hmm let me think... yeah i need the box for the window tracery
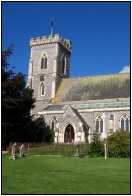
[95,115,103,133]
[120,114,129,131]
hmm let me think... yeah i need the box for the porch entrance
[64,124,74,143]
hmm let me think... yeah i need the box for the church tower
[27,34,72,115]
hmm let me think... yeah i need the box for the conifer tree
[89,130,103,157]
[2,45,35,148]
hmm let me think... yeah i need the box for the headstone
[74,143,80,157]
[11,143,17,160]
[20,144,26,157]
[104,141,108,159]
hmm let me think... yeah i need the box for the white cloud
[119,66,130,73]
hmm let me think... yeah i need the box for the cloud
[119,66,130,73]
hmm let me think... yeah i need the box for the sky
[2,1,130,81]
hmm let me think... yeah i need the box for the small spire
[50,18,55,36]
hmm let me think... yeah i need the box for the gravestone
[20,144,26,157]
[104,141,109,159]
[11,143,17,160]
[74,143,80,157]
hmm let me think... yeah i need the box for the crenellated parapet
[30,34,72,52]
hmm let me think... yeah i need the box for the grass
[2,153,130,194]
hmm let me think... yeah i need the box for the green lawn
[2,154,130,194]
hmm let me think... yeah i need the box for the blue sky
[2,2,130,80]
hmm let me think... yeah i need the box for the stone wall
[42,108,130,143]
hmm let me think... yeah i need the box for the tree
[31,116,50,142]
[88,130,103,157]
[28,116,54,143]
[45,130,55,143]
[2,45,35,148]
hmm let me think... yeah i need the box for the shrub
[107,130,130,158]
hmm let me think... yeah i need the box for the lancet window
[41,54,47,69]
[95,115,103,133]
[50,117,58,131]
[40,83,45,96]
[62,55,66,74]
[120,114,129,131]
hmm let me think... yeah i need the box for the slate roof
[51,73,130,103]
[45,99,130,111]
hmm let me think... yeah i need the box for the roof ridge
[50,98,130,105]
[69,72,130,80]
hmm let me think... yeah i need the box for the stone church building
[27,34,130,144]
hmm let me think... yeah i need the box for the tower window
[62,55,66,74]
[40,75,44,81]
[41,55,47,69]
[40,83,45,96]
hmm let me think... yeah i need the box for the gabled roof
[70,106,89,128]
[59,105,88,128]
[51,73,130,103]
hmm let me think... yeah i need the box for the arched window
[95,115,103,133]
[120,114,129,131]
[40,83,45,96]
[41,54,47,69]
[50,117,58,131]
[62,55,66,74]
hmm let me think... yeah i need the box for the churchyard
[2,152,130,194]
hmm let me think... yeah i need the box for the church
[27,33,130,144]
